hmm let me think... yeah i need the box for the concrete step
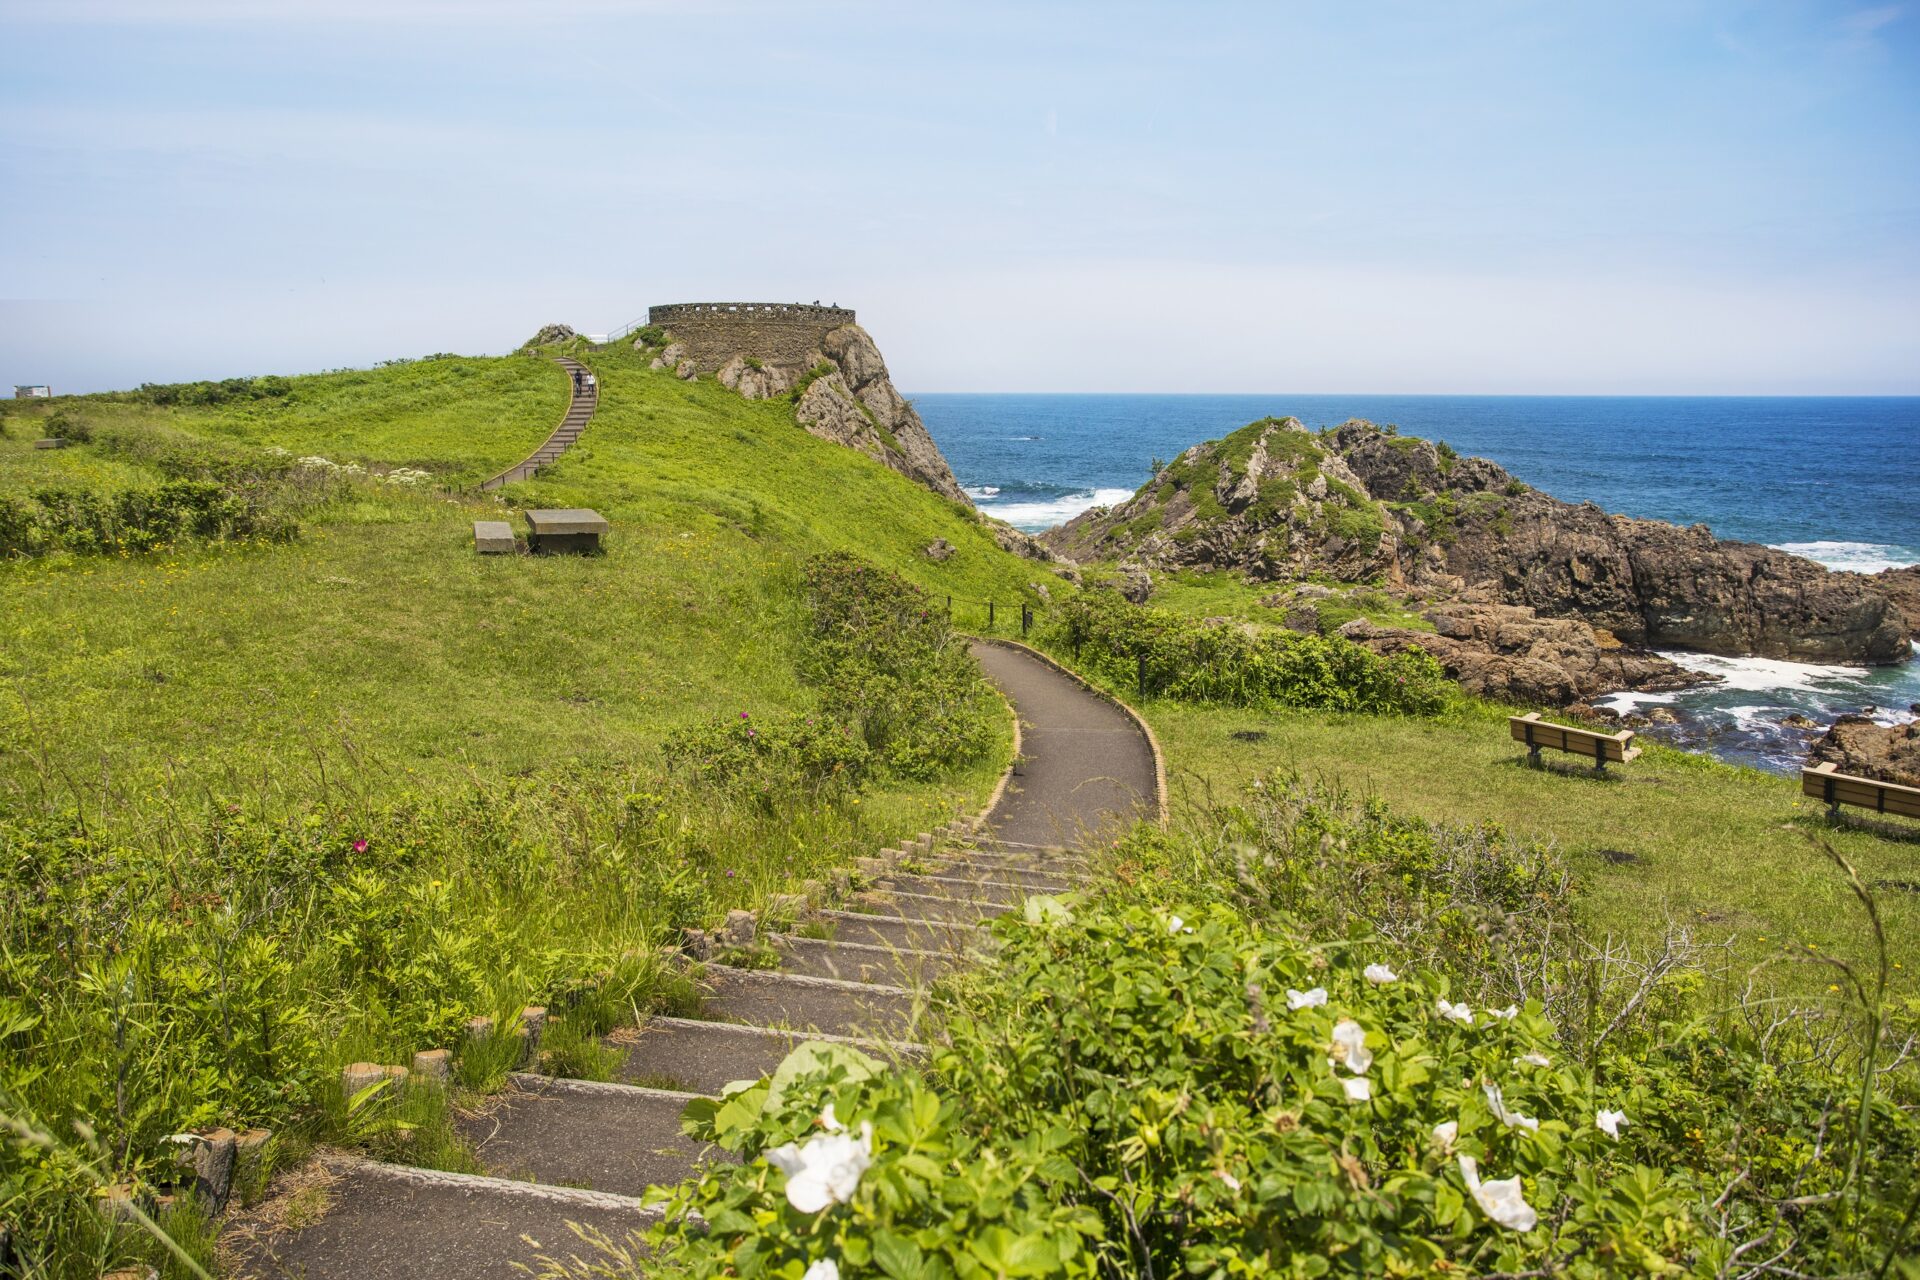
[221,1153,664,1280]
[814,907,992,954]
[917,857,1091,888]
[851,889,1005,924]
[943,843,1089,868]
[609,1016,919,1094]
[772,932,956,984]
[699,966,920,1040]
[456,1075,725,1196]
[873,873,1047,906]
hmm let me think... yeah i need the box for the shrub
[662,711,871,807]
[1050,591,1451,715]
[799,552,1002,779]
[0,480,299,557]
[134,375,292,408]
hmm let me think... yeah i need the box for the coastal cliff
[639,311,967,504]
[1045,417,1908,671]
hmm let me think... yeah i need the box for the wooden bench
[1509,712,1641,775]
[523,508,609,555]
[1801,761,1920,821]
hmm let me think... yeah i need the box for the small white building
[15,385,51,398]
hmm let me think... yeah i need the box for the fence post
[1021,604,1031,637]
[988,600,995,629]
[1137,653,1147,697]
[946,594,952,617]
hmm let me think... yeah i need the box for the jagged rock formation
[639,305,967,503]
[1867,565,1920,641]
[1048,418,1395,581]
[1338,602,1702,708]
[523,323,577,347]
[1046,417,1909,667]
[1809,715,1920,788]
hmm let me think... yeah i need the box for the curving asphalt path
[970,640,1159,846]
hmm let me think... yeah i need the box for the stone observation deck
[647,301,857,373]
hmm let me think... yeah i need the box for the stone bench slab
[524,508,610,536]
[473,520,516,555]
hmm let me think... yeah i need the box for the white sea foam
[1771,541,1919,574]
[965,485,1001,498]
[979,487,1137,532]
[1592,690,1677,715]
[1655,649,1874,695]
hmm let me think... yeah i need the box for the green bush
[663,711,872,807]
[135,375,292,408]
[1050,591,1451,715]
[0,480,300,557]
[799,552,1002,780]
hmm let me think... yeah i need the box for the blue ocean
[913,394,1920,774]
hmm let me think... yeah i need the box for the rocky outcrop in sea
[1808,715,1920,788]
[1045,417,1909,676]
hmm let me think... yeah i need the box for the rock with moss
[1047,417,1391,582]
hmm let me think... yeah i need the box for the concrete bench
[524,508,609,555]
[1802,761,1920,821]
[473,520,516,555]
[1510,712,1641,775]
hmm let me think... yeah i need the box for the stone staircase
[478,356,597,491]
[225,830,1096,1280]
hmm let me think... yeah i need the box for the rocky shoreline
[1045,417,1912,719]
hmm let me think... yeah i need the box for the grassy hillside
[0,345,1050,811]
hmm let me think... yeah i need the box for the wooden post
[1021,604,1031,637]
[988,600,995,628]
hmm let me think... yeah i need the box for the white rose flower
[1330,1019,1373,1074]
[1168,915,1184,934]
[1596,1108,1629,1139]
[1486,1005,1520,1021]
[1482,1083,1539,1133]
[1431,1120,1458,1148]
[1519,1052,1552,1068]
[803,1261,840,1280]
[1458,1154,1538,1232]
[1342,1075,1372,1102]
[1436,998,1474,1026]
[1363,963,1399,984]
[764,1121,874,1213]
[1286,987,1328,1010]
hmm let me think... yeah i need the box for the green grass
[1146,698,1920,987]
[1,353,570,488]
[0,343,1039,816]
[1148,568,1434,632]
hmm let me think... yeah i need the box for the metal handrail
[604,316,652,345]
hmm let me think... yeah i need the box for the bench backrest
[1508,713,1635,762]
[1801,762,1920,820]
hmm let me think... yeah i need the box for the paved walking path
[478,356,596,491]
[970,639,1161,846]
[222,642,1157,1279]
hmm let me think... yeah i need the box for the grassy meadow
[0,341,1050,1275]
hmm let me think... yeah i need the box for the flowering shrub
[1050,591,1452,715]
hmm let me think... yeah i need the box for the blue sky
[3,1,1916,394]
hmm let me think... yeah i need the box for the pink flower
[740,711,750,720]
[352,839,368,854]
